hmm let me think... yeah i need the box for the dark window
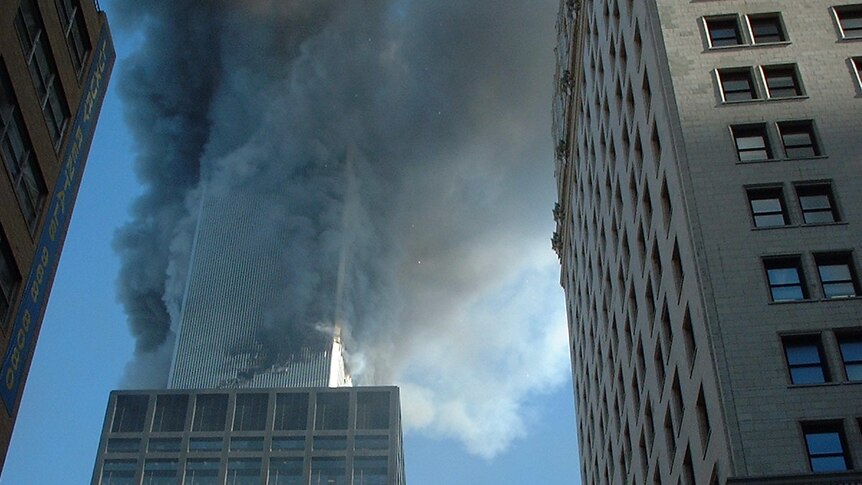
[803,423,852,472]
[310,457,346,485]
[14,0,70,147]
[356,392,390,430]
[696,387,711,451]
[313,436,347,451]
[187,437,222,452]
[142,459,178,485]
[853,57,862,88]
[705,17,743,47]
[763,65,804,98]
[747,187,789,227]
[783,336,830,384]
[0,231,20,327]
[54,0,91,75]
[271,436,306,451]
[731,124,772,161]
[233,393,268,431]
[226,458,261,485]
[749,14,787,43]
[230,437,263,451]
[354,457,388,485]
[147,438,180,453]
[106,438,140,453]
[718,68,758,101]
[835,5,862,39]
[815,253,859,299]
[0,61,46,230]
[765,257,807,301]
[778,121,820,158]
[100,460,136,485]
[151,394,187,432]
[192,394,228,432]
[269,458,303,485]
[315,393,349,430]
[355,435,389,450]
[111,395,148,433]
[838,334,862,381]
[274,393,308,431]
[797,184,840,224]
[184,459,219,484]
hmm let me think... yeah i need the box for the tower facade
[0,0,112,469]
[554,0,862,483]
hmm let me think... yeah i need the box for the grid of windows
[705,13,788,48]
[54,0,91,75]
[765,257,807,301]
[815,253,859,299]
[834,5,862,39]
[783,336,830,384]
[802,423,852,472]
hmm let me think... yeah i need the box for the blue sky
[1,2,580,483]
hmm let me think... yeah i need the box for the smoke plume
[113,0,567,456]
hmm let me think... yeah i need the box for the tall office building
[91,387,406,485]
[553,0,862,483]
[0,0,112,470]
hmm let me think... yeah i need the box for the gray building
[91,387,405,485]
[553,0,862,483]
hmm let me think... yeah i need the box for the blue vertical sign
[0,25,115,415]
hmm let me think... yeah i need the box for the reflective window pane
[185,459,220,485]
[230,437,264,451]
[353,457,388,485]
[274,393,309,431]
[839,336,862,381]
[310,457,346,485]
[142,459,178,485]
[152,394,188,432]
[356,392,390,430]
[100,459,136,485]
[112,395,149,433]
[314,393,348,430]
[189,438,223,452]
[193,395,228,432]
[226,459,261,485]
[148,438,181,453]
[268,458,303,485]
[355,435,389,451]
[106,438,140,453]
[271,436,306,451]
[234,394,268,431]
[313,436,347,451]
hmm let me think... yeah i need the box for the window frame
[764,256,808,302]
[833,4,862,40]
[761,64,805,99]
[802,422,853,472]
[746,186,789,228]
[746,13,789,44]
[837,332,862,381]
[795,183,840,225]
[852,57,862,91]
[53,0,91,77]
[814,252,859,299]
[777,120,821,159]
[717,67,760,102]
[782,335,831,385]
[731,124,773,162]
[0,230,20,329]
[704,16,744,48]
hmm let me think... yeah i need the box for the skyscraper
[553,0,862,483]
[0,0,112,470]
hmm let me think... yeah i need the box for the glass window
[731,124,772,161]
[853,57,862,89]
[226,459,261,485]
[0,61,46,231]
[147,438,181,453]
[314,393,348,431]
[233,394,268,431]
[99,459,136,485]
[838,334,862,381]
[313,436,347,451]
[815,253,859,299]
[54,0,91,75]
[230,437,264,451]
[783,336,830,384]
[268,458,303,485]
[353,457,388,485]
[274,393,308,431]
[763,65,804,98]
[141,459,177,485]
[0,230,18,327]
[748,14,787,44]
[112,395,149,433]
[193,394,228,432]
[188,438,223,452]
[271,436,306,451]
[355,435,389,451]
[796,184,839,224]
[310,457,346,485]
[746,187,788,227]
[764,257,807,301]
[106,438,140,453]
[718,68,758,101]
[705,17,742,47]
[152,394,188,432]
[184,459,220,485]
[803,423,851,472]
[778,120,820,158]
[835,5,862,39]
[356,392,390,430]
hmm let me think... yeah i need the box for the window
[762,65,804,98]
[188,438,222,452]
[747,187,788,227]
[696,387,711,451]
[100,460,136,485]
[141,459,178,485]
[731,124,772,161]
[749,14,787,43]
[838,334,862,381]
[355,435,389,451]
[151,394,187,432]
[230,437,264,451]
[269,458,303,485]
[111,395,148,433]
[106,438,140,453]
[147,438,180,453]
[310,457,346,485]
[765,257,807,301]
[233,393,268,431]
[783,335,830,384]
[313,436,347,451]
[356,392,390,430]
[226,459,261,485]
[192,394,228,432]
[796,184,840,224]
[778,120,820,158]
[815,253,858,298]
[718,68,758,101]
[14,0,70,147]
[803,423,852,472]
[853,57,862,89]
[271,436,306,451]
[835,5,862,39]
[184,459,219,485]
[0,61,46,230]
[54,0,91,75]
[705,17,743,47]
[314,393,349,431]
[0,231,20,327]
[274,393,308,431]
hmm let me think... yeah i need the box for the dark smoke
[113,0,565,456]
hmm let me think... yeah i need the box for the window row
[783,330,862,385]
[111,392,391,434]
[100,455,389,485]
[731,120,821,162]
[747,182,841,228]
[765,253,860,302]
[802,420,860,473]
[717,64,804,102]
[106,434,390,455]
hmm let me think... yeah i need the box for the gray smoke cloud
[112,0,568,456]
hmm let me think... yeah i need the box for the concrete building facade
[0,0,112,469]
[553,0,862,483]
[91,387,405,485]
